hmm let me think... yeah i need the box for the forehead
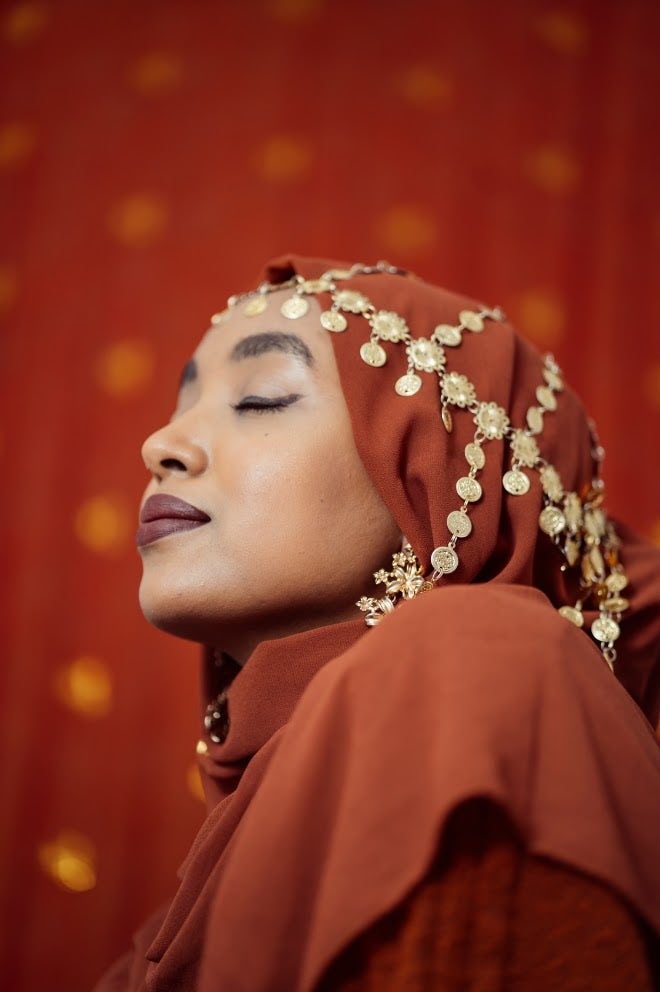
[194,288,334,370]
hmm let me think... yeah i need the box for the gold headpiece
[220,262,628,671]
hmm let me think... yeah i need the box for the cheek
[230,424,390,561]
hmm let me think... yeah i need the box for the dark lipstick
[136,494,210,548]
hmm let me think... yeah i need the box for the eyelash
[233,393,302,414]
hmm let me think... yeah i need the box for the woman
[97,256,660,991]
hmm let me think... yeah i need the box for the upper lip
[140,494,210,524]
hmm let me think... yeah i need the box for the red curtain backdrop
[1,1,659,989]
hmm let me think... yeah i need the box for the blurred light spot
[38,831,97,893]
[107,193,169,245]
[375,204,437,255]
[3,2,48,43]
[53,655,113,718]
[397,66,453,107]
[512,290,566,347]
[0,122,36,168]
[95,339,154,398]
[128,52,183,94]
[0,264,18,315]
[642,363,660,410]
[255,136,313,182]
[187,762,206,802]
[267,0,323,19]
[534,10,589,55]
[524,145,580,194]
[74,494,131,554]
[195,738,208,755]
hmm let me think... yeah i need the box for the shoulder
[299,581,647,753]
[342,582,597,687]
[380,582,560,641]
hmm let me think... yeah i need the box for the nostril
[160,457,187,471]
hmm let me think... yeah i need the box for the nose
[141,419,208,481]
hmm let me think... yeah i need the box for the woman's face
[138,290,401,661]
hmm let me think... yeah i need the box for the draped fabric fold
[195,584,660,992]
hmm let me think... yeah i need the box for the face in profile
[138,290,401,661]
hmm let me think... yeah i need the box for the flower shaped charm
[474,401,510,439]
[334,289,370,313]
[442,371,476,408]
[370,310,409,342]
[386,562,428,600]
[406,338,445,373]
[510,429,540,467]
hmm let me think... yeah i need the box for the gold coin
[280,296,309,319]
[536,385,557,411]
[441,406,453,432]
[591,616,620,643]
[543,367,563,391]
[395,373,422,396]
[526,406,544,434]
[456,476,482,502]
[564,536,580,566]
[584,508,606,538]
[558,605,584,627]
[359,341,387,367]
[589,545,605,577]
[540,465,563,501]
[464,443,485,469]
[581,555,597,584]
[502,469,531,495]
[539,505,565,536]
[243,296,267,317]
[431,545,459,574]
[563,492,582,532]
[605,572,628,593]
[447,510,472,538]
[300,278,332,294]
[433,323,462,346]
[602,596,629,613]
[320,310,348,332]
[459,309,484,332]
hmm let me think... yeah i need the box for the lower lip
[136,518,209,549]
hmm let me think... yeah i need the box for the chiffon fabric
[95,257,660,991]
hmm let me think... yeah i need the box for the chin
[138,576,211,643]
[140,606,223,644]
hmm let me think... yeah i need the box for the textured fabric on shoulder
[197,584,660,992]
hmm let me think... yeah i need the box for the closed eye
[233,393,303,414]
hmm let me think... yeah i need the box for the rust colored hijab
[261,256,660,723]
[100,257,660,992]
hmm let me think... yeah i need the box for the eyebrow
[178,331,315,390]
[230,332,315,368]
